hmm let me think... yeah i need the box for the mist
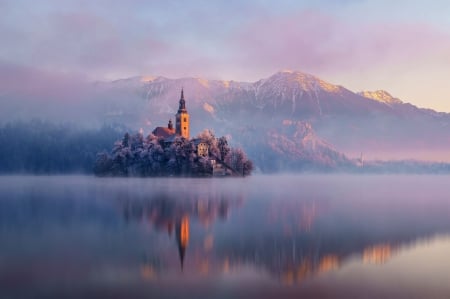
[0,63,150,128]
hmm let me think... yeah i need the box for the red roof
[152,127,175,138]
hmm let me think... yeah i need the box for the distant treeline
[0,121,125,174]
[358,160,450,174]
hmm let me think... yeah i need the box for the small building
[192,138,209,157]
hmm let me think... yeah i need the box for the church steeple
[175,88,190,139]
[178,88,186,112]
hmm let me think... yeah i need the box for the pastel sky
[1,0,450,112]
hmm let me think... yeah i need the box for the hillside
[94,70,450,164]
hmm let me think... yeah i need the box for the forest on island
[94,129,253,177]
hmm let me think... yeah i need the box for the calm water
[1,175,450,299]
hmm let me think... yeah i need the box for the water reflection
[119,187,244,272]
[1,175,450,298]
[363,244,393,264]
[108,176,450,287]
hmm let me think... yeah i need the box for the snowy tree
[122,132,130,147]
[242,159,254,176]
[226,148,253,176]
[217,136,230,161]
[197,156,213,176]
[94,131,253,177]
[130,131,144,151]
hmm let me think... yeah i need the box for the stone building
[193,139,209,157]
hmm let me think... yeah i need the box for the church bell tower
[176,88,190,139]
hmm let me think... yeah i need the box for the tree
[122,132,130,147]
[226,148,252,176]
[130,131,144,151]
[94,131,253,177]
[243,159,254,176]
[217,136,230,161]
[197,156,213,176]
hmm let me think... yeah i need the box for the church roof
[152,127,175,138]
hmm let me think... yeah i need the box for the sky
[1,0,450,112]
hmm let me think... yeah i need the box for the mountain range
[94,70,450,168]
[3,69,449,171]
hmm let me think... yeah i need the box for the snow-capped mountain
[4,68,450,169]
[106,70,435,123]
[358,90,403,106]
[95,70,450,163]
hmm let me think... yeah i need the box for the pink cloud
[0,62,105,124]
[0,10,172,80]
[232,11,450,75]
[0,62,90,101]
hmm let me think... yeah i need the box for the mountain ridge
[94,69,450,164]
[110,70,448,117]
[3,67,449,169]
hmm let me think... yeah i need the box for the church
[152,89,209,157]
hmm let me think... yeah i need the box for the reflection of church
[121,192,239,271]
[176,216,189,270]
[152,89,209,157]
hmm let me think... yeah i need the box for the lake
[1,175,450,299]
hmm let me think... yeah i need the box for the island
[94,89,253,177]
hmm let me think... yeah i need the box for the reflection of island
[213,198,408,285]
[118,190,450,286]
[121,191,243,270]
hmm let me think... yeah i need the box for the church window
[184,117,187,122]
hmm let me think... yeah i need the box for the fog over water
[1,175,450,299]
